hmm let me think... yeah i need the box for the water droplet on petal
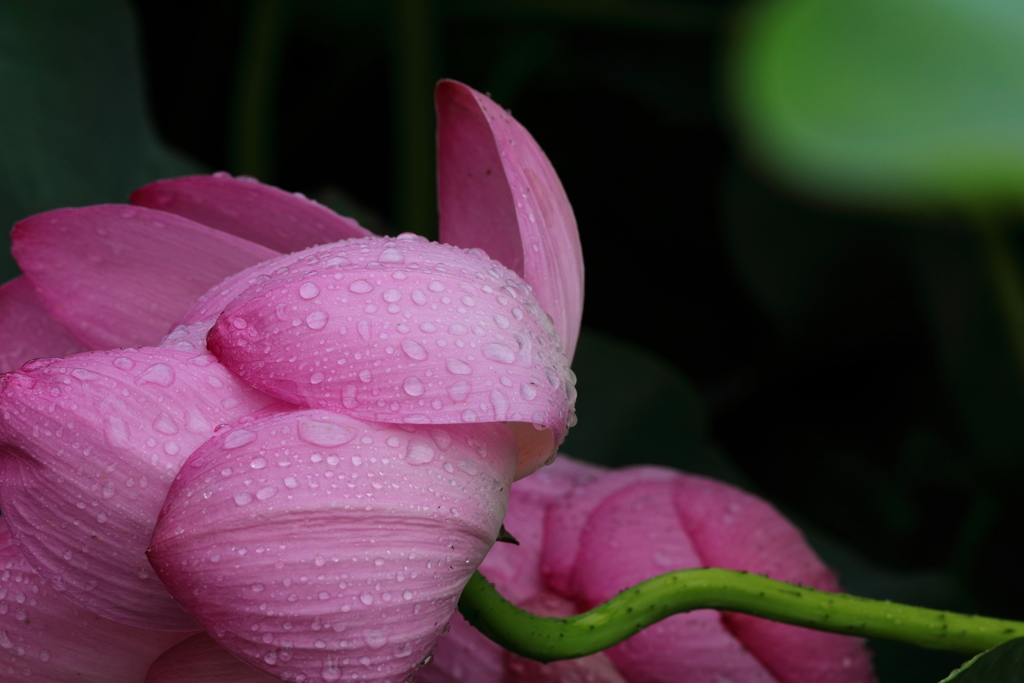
[349,279,373,294]
[401,339,428,361]
[406,440,435,465]
[299,282,320,299]
[447,381,471,402]
[152,413,178,435]
[483,343,515,364]
[383,288,401,303]
[360,591,374,605]
[380,247,404,263]
[306,311,328,330]
[136,363,175,387]
[428,281,445,293]
[403,377,425,397]
[298,419,358,446]
[256,486,278,501]
[234,492,253,506]
[310,371,325,385]
[224,429,257,449]
[445,358,472,375]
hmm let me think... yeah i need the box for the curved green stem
[458,568,1024,662]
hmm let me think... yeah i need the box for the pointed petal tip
[435,81,584,361]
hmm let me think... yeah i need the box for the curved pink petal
[542,466,677,595]
[0,277,84,372]
[436,80,584,361]
[0,518,190,682]
[673,476,874,683]
[417,612,506,683]
[146,633,280,683]
[569,481,778,683]
[12,205,278,350]
[481,455,604,604]
[206,234,576,479]
[180,245,333,325]
[0,347,278,629]
[149,409,518,683]
[132,173,373,253]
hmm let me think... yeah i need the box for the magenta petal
[0,348,278,629]
[417,612,506,683]
[0,519,191,683]
[149,409,517,683]
[206,235,576,478]
[132,173,373,253]
[569,481,778,683]
[146,633,281,683]
[436,80,584,361]
[12,205,278,349]
[673,476,874,683]
[0,277,84,372]
[542,466,677,595]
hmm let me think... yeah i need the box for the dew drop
[412,290,427,305]
[406,440,435,465]
[401,340,428,361]
[428,281,445,293]
[153,414,181,435]
[250,456,268,470]
[383,288,402,303]
[447,381,471,402]
[299,282,320,299]
[234,492,253,506]
[306,311,329,330]
[380,247,404,263]
[403,377,425,397]
[310,371,325,385]
[224,429,257,449]
[349,279,373,294]
[136,363,175,387]
[298,419,357,446]
[483,343,515,364]
[445,358,472,375]
[360,591,374,605]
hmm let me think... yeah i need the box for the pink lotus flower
[0,80,583,682]
[419,456,877,683]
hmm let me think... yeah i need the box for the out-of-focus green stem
[459,568,1024,662]
[231,0,288,182]
[977,219,1024,387]
[391,0,437,239]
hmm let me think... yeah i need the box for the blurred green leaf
[939,638,1024,683]
[562,328,748,485]
[0,0,200,280]
[729,0,1024,211]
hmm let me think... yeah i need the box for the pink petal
[568,481,778,683]
[0,518,191,683]
[0,277,84,372]
[0,347,278,629]
[542,466,677,595]
[481,456,605,604]
[673,476,874,683]
[417,612,507,683]
[436,80,584,361]
[146,633,280,683]
[149,409,518,683]
[12,205,278,349]
[132,173,372,253]
[206,234,576,479]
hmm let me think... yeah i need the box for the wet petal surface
[0,518,189,683]
[0,347,277,629]
[146,632,281,683]
[12,205,277,349]
[132,173,372,254]
[207,235,575,478]
[437,80,584,361]
[150,409,517,683]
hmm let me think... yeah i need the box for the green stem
[977,218,1024,386]
[458,568,1024,662]
[230,0,288,182]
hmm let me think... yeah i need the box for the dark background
[8,1,1024,679]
